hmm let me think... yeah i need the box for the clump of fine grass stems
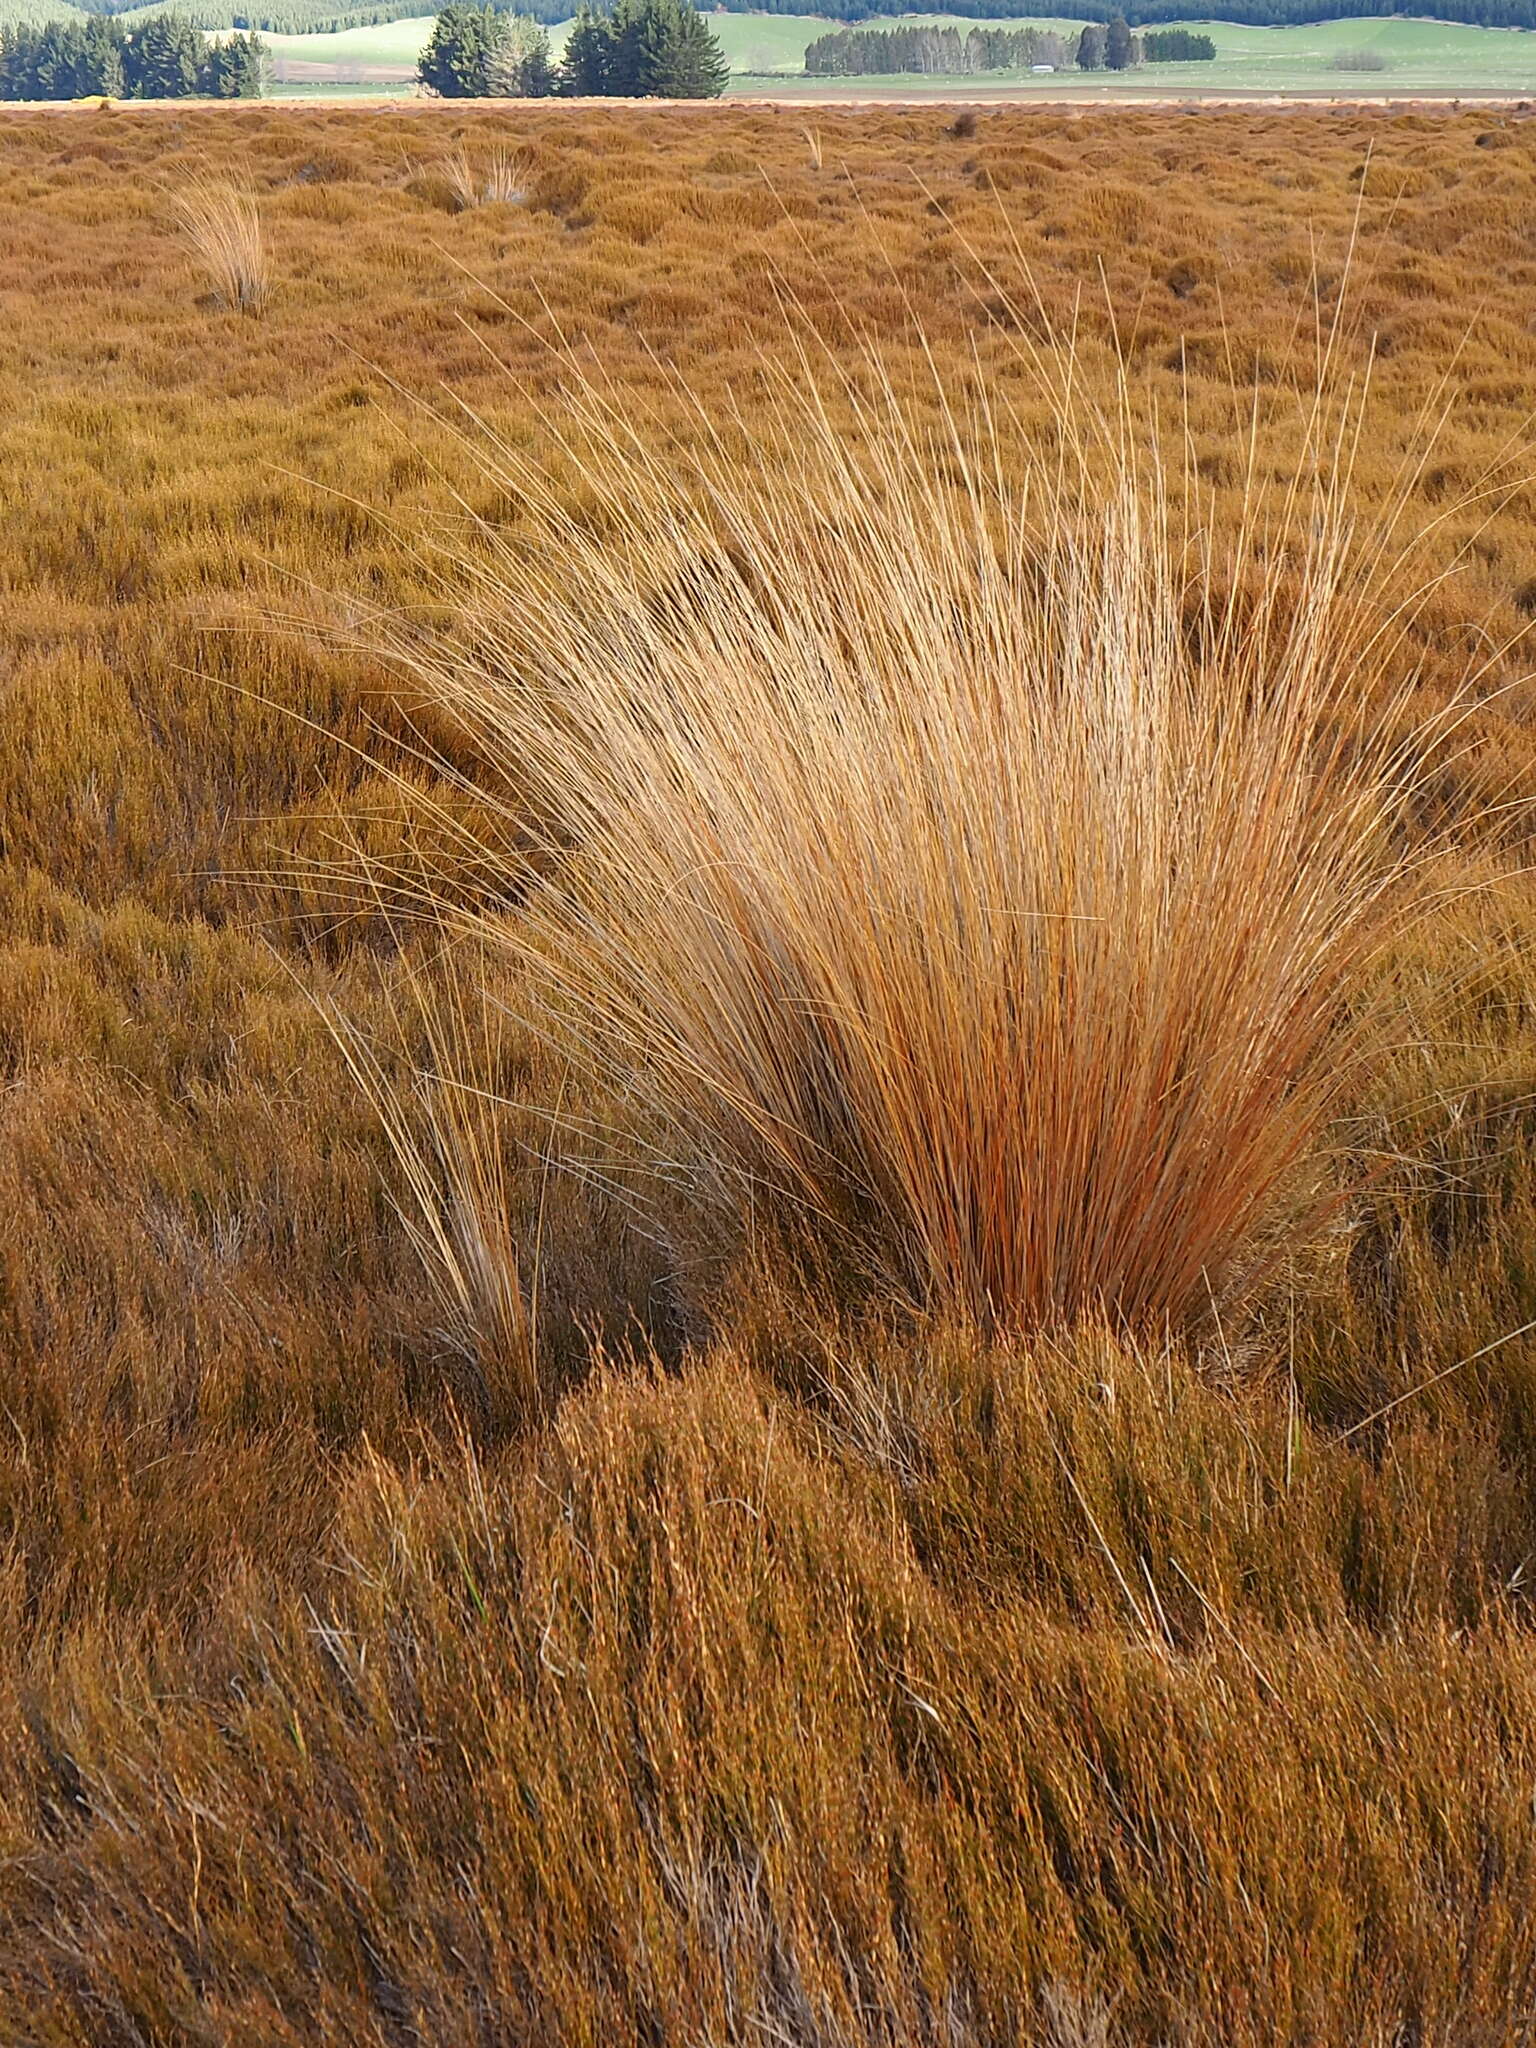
[325,945,543,1432]
[172,169,267,314]
[364,290,1519,1343]
[443,145,533,211]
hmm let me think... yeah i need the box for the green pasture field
[253,10,1064,78]
[257,11,1536,96]
[6,3,1536,98]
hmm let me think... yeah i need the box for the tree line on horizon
[804,18,1215,71]
[0,15,264,96]
[745,0,1536,26]
[17,0,1536,40]
[418,0,728,96]
[8,0,1536,52]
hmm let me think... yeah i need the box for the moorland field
[8,98,1536,2042]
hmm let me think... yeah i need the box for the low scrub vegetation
[1,99,1536,2042]
[439,140,534,206]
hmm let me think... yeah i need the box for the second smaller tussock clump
[173,169,267,314]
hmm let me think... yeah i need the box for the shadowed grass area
[10,1344,1536,2041]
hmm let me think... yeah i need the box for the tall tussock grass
[172,169,267,315]
[443,144,534,210]
[384,320,1507,1335]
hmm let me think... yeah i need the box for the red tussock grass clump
[384,320,1509,1333]
[172,166,268,313]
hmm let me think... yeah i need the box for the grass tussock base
[10,1336,1536,2044]
[393,334,1493,1336]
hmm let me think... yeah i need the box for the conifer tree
[604,0,655,94]
[79,14,126,95]
[31,22,79,97]
[201,28,265,94]
[563,0,726,97]
[127,14,205,96]
[654,0,729,95]
[487,12,553,94]
[417,3,498,95]
[559,3,612,91]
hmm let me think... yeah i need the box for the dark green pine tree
[605,0,662,94]
[1104,14,1133,66]
[202,29,265,95]
[600,0,728,97]
[29,23,77,97]
[417,4,500,96]
[0,30,20,100]
[1074,21,1106,67]
[78,15,126,96]
[126,14,205,97]
[559,2,613,91]
[652,0,728,96]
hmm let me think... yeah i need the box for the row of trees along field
[419,0,727,96]
[803,19,1214,71]
[0,15,263,96]
[12,0,1536,42]
[806,22,1068,69]
[738,0,1536,24]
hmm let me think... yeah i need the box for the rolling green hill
[260,10,1536,90]
[0,0,87,23]
[255,9,1088,73]
[7,0,1536,96]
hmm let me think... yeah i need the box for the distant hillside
[17,0,492,28]
[0,0,557,25]
[0,0,489,28]
[7,0,1536,44]
[0,0,84,23]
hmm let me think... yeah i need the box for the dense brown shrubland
[5,99,1536,2041]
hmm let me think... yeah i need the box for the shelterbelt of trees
[755,0,1536,23]
[804,19,1215,73]
[8,0,1536,46]
[419,0,728,96]
[0,15,263,98]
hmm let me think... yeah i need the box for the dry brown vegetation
[170,167,268,315]
[5,97,1536,2043]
